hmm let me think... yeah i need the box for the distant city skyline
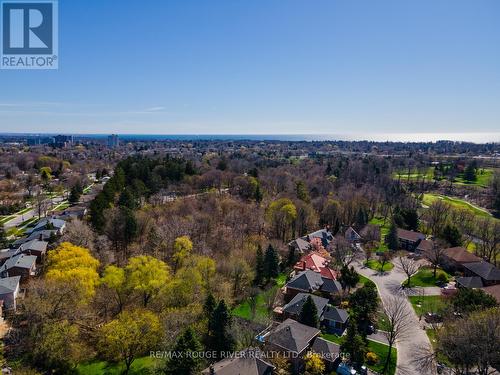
[1,0,500,135]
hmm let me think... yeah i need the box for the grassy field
[365,259,394,272]
[322,334,397,375]
[422,193,492,218]
[453,168,494,188]
[77,356,156,375]
[368,216,390,252]
[358,274,372,286]
[232,273,287,322]
[410,267,450,287]
[377,310,391,332]
[0,216,15,225]
[408,295,449,317]
[393,168,435,181]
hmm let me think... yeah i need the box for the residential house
[321,305,349,335]
[415,239,433,255]
[284,270,342,302]
[0,249,19,266]
[462,262,500,286]
[456,276,484,289]
[26,229,59,242]
[293,252,337,280]
[18,239,48,263]
[344,227,361,243]
[201,348,274,375]
[441,247,483,272]
[282,293,328,322]
[0,254,37,281]
[288,228,334,255]
[264,319,320,374]
[31,217,66,235]
[396,229,425,251]
[288,237,312,254]
[0,276,21,310]
[310,337,340,372]
[482,284,500,304]
[55,207,87,221]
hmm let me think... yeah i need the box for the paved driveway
[353,254,436,375]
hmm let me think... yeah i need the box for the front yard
[410,267,450,287]
[408,295,449,317]
[365,259,394,273]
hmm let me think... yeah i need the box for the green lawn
[365,259,394,272]
[52,200,70,211]
[233,274,287,322]
[422,193,493,218]
[358,274,372,287]
[322,335,397,375]
[77,356,156,375]
[408,295,449,317]
[367,340,397,375]
[376,310,391,332]
[321,332,342,344]
[393,167,435,181]
[453,168,494,188]
[0,216,15,225]
[368,217,390,253]
[410,267,450,287]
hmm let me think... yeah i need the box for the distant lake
[2,132,500,143]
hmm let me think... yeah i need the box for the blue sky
[1,0,499,134]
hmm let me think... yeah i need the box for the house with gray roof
[0,276,21,310]
[282,293,329,321]
[321,305,349,335]
[26,229,58,242]
[18,239,48,262]
[31,217,66,235]
[0,254,37,281]
[463,262,500,286]
[0,249,20,266]
[310,337,341,371]
[201,348,274,375]
[284,270,342,301]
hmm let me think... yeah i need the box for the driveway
[353,254,435,375]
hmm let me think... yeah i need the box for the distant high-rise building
[53,135,73,148]
[107,134,119,148]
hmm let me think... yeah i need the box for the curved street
[353,254,435,375]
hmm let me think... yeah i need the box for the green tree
[0,225,6,248]
[263,244,280,281]
[442,224,462,247]
[164,328,202,375]
[173,236,193,272]
[296,180,310,202]
[266,198,297,241]
[118,187,137,210]
[304,352,325,375]
[68,183,82,204]
[349,281,378,333]
[463,162,477,182]
[298,295,319,328]
[452,288,497,314]
[206,300,235,360]
[253,245,265,286]
[338,265,360,292]
[340,317,367,367]
[98,309,161,375]
[126,255,170,306]
[385,220,399,251]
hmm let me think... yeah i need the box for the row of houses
[202,229,358,375]
[0,213,73,314]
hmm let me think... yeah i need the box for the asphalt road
[353,254,436,375]
[3,196,65,230]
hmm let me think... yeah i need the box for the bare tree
[382,296,413,374]
[397,252,419,287]
[425,200,451,237]
[61,219,96,251]
[378,251,393,274]
[426,241,446,278]
[475,218,500,266]
[331,236,354,268]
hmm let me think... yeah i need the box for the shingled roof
[201,349,274,375]
[282,293,328,319]
[267,318,320,354]
[463,262,500,282]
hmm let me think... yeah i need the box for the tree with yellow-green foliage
[98,309,162,375]
[46,242,99,302]
[172,235,193,272]
[266,198,297,241]
[304,352,325,375]
[101,265,128,313]
[125,255,170,306]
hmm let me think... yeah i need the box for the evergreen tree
[263,244,280,280]
[254,184,263,203]
[69,184,82,204]
[118,188,137,210]
[164,328,202,375]
[340,318,367,367]
[0,225,6,248]
[253,245,265,286]
[206,300,235,360]
[338,266,360,292]
[463,162,477,182]
[298,296,319,328]
[204,293,217,318]
[442,224,462,247]
[385,220,399,251]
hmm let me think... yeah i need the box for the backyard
[77,357,156,375]
[408,295,449,317]
[368,216,390,252]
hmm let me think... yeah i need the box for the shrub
[365,351,379,364]
[437,272,448,283]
